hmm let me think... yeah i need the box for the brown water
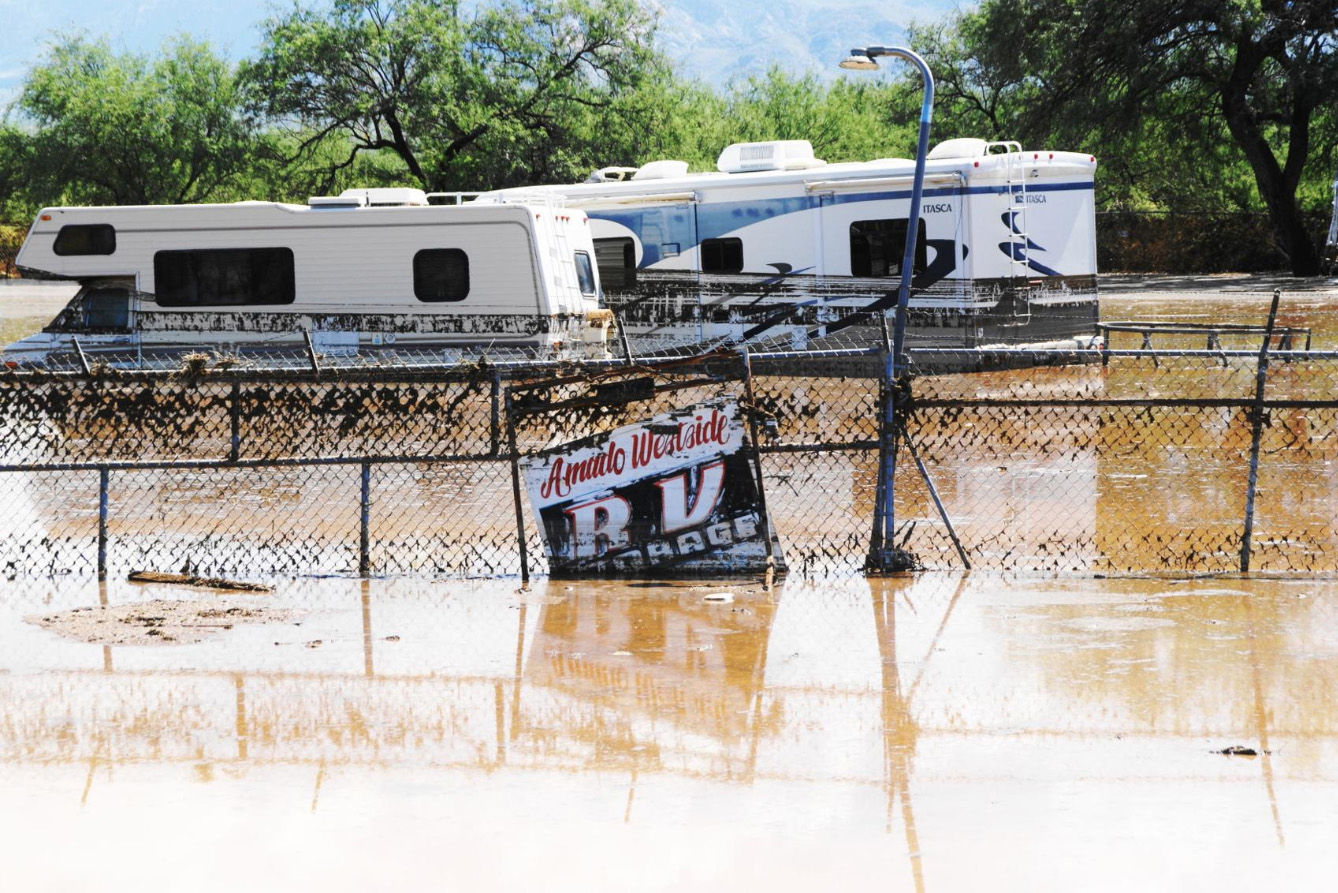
[2,574,1336,890]
[5,277,1338,886]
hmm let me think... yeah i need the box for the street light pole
[840,45,935,572]
[840,45,934,376]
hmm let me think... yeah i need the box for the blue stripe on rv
[590,182,1094,267]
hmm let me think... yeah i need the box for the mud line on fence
[4,336,1338,578]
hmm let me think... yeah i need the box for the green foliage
[916,0,1338,274]
[244,0,664,191]
[1,0,1331,278]
[13,36,260,207]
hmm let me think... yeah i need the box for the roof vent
[632,160,690,181]
[338,187,430,207]
[586,166,640,183]
[717,140,825,174]
[927,138,990,160]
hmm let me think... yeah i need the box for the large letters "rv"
[563,460,726,559]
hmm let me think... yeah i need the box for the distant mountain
[653,0,963,86]
[0,0,966,103]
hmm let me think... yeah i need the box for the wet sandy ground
[0,279,75,346]
[2,574,1337,890]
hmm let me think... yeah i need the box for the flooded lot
[2,574,1337,890]
[4,274,1338,888]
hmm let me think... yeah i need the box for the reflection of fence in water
[5,579,1336,781]
[3,344,1338,578]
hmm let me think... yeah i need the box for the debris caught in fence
[2,302,1335,579]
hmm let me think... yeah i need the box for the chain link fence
[2,301,1336,580]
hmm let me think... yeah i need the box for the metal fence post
[489,370,502,458]
[504,389,531,586]
[97,466,109,581]
[1240,289,1282,572]
[740,349,776,574]
[868,314,905,572]
[358,460,372,577]
[229,379,242,463]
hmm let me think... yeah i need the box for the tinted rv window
[413,249,470,302]
[573,251,597,296]
[593,237,637,288]
[850,219,927,278]
[700,237,743,273]
[83,287,131,330]
[53,224,116,256]
[154,248,296,306]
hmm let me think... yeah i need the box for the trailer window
[53,224,116,256]
[414,249,470,302]
[850,219,927,278]
[573,251,597,296]
[154,248,295,306]
[593,237,636,288]
[82,286,131,330]
[700,237,743,273]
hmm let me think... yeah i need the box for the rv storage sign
[521,401,777,575]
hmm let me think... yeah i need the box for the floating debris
[1216,745,1268,757]
[128,571,272,593]
[26,599,293,646]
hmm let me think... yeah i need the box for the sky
[0,0,963,106]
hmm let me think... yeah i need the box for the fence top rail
[0,345,886,386]
[908,347,1338,361]
[5,343,1338,386]
[1098,321,1311,335]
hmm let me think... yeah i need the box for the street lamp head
[839,49,878,70]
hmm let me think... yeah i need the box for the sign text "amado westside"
[534,406,737,506]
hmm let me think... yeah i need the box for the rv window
[700,238,743,273]
[154,248,296,306]
[414,249,470,302]
[53,224,116,256]
[573,251,597,296]
[850,219,927,278]
[82,287,131,330]
[593,237,637,289]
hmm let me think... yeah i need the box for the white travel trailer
[477,138,1100,352]
[5,188,611,366]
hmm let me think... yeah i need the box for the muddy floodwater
[3,274,1338,888]
[2,574,1337,890]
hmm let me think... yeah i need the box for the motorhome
[4,188,612,366]
[476,138,1101,353]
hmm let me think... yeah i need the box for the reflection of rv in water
[478,138,1100,352]
[4,189,612,366]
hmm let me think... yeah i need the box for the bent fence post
[1239,289,1281,572]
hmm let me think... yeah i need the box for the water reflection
[5,575,1338,888]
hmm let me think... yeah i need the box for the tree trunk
[1220,48,1322,276]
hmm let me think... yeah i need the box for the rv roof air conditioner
[307,188,431,209]
[716,140,826,174]
[308,194,368,209]
[341,188,430,207]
